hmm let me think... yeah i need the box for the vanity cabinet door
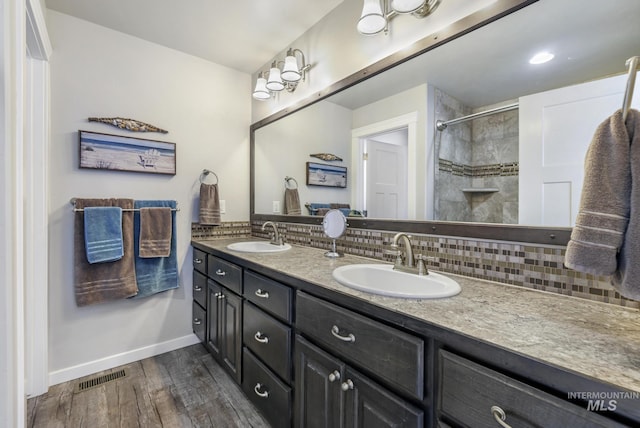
[343,367,424,428]
[207,279,243,384]
[207,280,222,358]
[295,335,344,428]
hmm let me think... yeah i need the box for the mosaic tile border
[192,220,638,308]
[248,221,639,309]
[439,158,519,177]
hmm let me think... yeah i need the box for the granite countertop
[193,238,640,394]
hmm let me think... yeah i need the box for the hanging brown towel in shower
[73,198,138,306]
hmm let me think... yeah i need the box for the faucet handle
[384,244,403,266]
[415,254,429,276]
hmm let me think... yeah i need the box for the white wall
[47,10,251,383]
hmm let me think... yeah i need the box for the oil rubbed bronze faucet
[389,232,428,275]
[261,221,284,246]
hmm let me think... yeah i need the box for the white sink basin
[226,241,292,253]
[332,264,461,299]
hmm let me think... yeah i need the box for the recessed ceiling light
[529,52,554,65]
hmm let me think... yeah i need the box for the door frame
[351,112,418,219]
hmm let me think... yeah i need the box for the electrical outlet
[273,201,280,213]
[220,200,226,214]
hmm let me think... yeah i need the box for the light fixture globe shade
[266,65,285,91]
[252,76,270,100]
[281,55,302,82]
[390,0,425,13]
[357,0,386,35]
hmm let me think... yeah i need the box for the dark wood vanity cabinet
[295,335,423,428]
[438,351,627,428]
[191,249,208,343]
[295,291,425,428]
[191,244,639,428]
[205,256,243,384]
[241,270,294,428]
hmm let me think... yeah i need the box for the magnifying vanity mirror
[322,209,347,258]
[251,0,640,245]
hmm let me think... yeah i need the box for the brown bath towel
[199,183,221,225]
[284,188,301,215]
[138,207,172,257]
[74,198,138,306]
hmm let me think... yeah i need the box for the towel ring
[284,176,298,189]
[200,169,219,185]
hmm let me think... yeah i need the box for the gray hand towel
[565,109,640,300]
[199,183,221,225]
[284,188,301,215]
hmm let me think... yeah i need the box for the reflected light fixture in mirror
[252,48,312,101]
[357,0,441,35]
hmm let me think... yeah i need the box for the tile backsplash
[192,221,639,309]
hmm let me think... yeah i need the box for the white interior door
[366,134,408,219]
[519,74,640,226]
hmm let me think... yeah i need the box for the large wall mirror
[251,0,640,245]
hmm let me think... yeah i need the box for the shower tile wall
[435,88,519,223]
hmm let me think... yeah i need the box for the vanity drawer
[192,301,205,343]
[244,270,292,323]
[296,291,424,400]
[192,270,207,309]
[242,348,291,428]
[439,350,625,428]
[192,248,207,274]
[243,301,292,383]
[207,255,242,294]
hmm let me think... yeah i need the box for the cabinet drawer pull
[254,331,269,344]
[194,286,202,292]
[193,318,202,325]
[215,269,226,276]
[331,325,355,343]
[254,383,269,398]
[255,289,270,298]
[340,379,354,391]
[490,406,512,428]
[194,258,203,264]
[328,370,341,382]
[218,293,226,300]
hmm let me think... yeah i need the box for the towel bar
[69,198,179,212]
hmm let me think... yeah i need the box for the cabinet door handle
[331,325,355,343]
[254,383,269,398]
[340,379,354,391]
[193,318,202,325]
[328,370,341,382]
[217,293,226,300]
[194,286,202,291]
[254,331,269,344]
[254,289,270,298]
[491,406,512,428]
[194,258,203,264]
[215,269,226,277]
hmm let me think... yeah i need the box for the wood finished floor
[27,344,270,428]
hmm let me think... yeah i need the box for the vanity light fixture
[357,0,441,36]
[252,48,312,101]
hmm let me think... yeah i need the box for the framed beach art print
[306,162,347,188]
[79,130,176,175]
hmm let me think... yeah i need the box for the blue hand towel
[131,200,178,298]
[83,206,124,264]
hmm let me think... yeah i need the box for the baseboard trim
[48,334,201,387]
